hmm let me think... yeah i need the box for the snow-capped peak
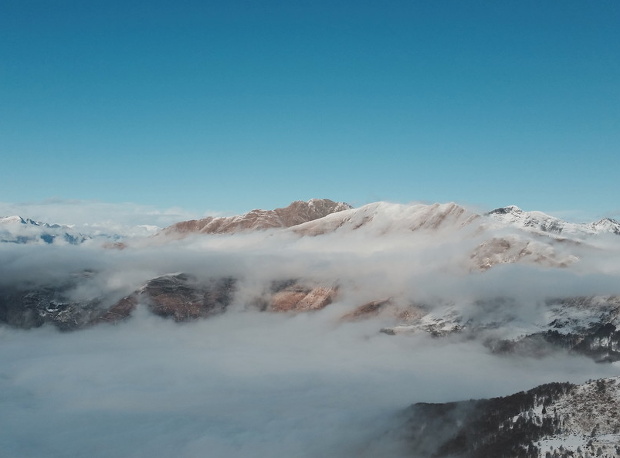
[591,218,620,235]
[488,205,522,215]
[0,215,28,224]
[487,206,620,237]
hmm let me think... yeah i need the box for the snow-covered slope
[402,377,620,457]
[0,215,88,245]
[488,206,620,237]
[292,201,479,236]
[156,200,619,248]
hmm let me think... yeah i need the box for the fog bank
[1,308,617,458]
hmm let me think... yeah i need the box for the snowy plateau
[2,199,620,458]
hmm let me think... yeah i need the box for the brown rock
[269,282,337,312]
[341,299,393,321]
[96,295,138,324]
[95,274,236,323]
[160,199,351,237]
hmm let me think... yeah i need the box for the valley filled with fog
[2,305,616,458]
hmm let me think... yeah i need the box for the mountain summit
[160,198,352,237]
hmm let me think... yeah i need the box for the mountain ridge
[0,214,88,244]
[159,200,620,239]
[487,205,620,237]
[5,200,620,243]
[401,376,620,457]
[159,198,352,238]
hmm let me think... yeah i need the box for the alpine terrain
[1,198,620,457]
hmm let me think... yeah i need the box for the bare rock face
[97,274,235,323]
[99,277,336,322]
[96,295,138,324]
[249,280,337,313]
[268,281,337,312]
[161,199,352,237]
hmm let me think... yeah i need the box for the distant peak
[594,217,620,225]
[487,205,522,215]
[295,198,352,209]
[0,215,25,223]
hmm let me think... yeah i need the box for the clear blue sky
[2,0,619,219]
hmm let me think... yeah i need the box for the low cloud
[1,310,615,458]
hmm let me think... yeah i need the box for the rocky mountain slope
[400,377,620,458]
[160,198,352,237]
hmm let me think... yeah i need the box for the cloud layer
[2,308,617,458]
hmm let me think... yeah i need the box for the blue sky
[1,0,619,221]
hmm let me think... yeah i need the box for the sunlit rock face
[95,277,337,324]
[160,199,352,237]
[267,281,337,312]
[96,274,236,323]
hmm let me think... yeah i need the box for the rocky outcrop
[265,280,337,312]
[97,274,236,323]
[97,276,337,324]
[160,199,351,237]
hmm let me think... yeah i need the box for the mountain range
[2,198,620,456]
[0,215,88,245]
